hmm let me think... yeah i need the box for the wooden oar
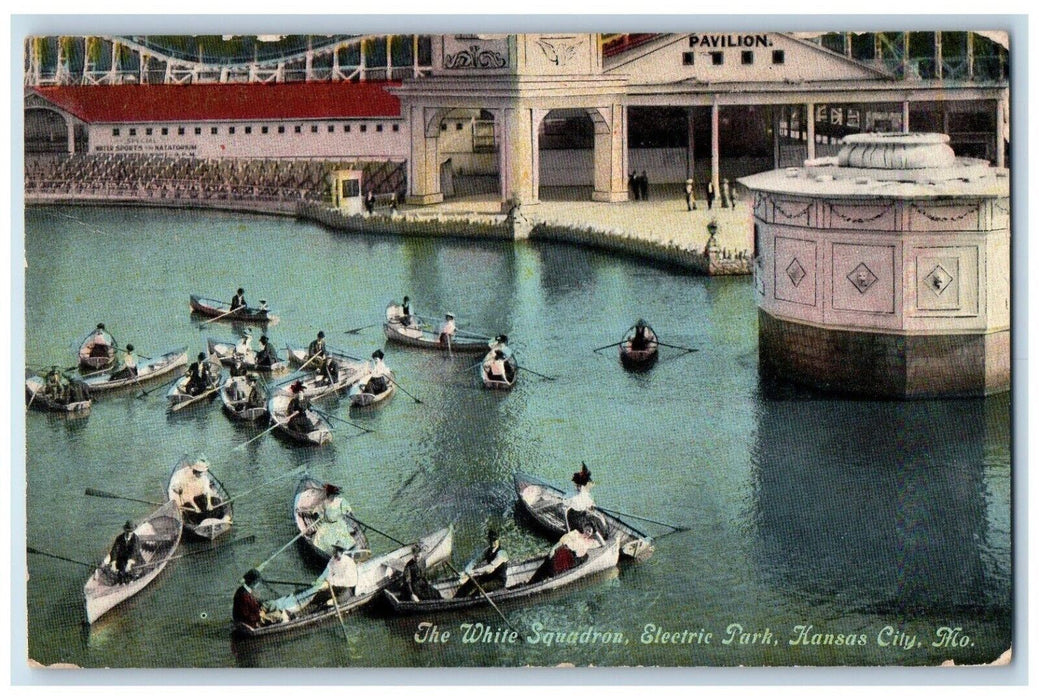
[261,577,313,587]
[343,324,377,335]
[327,582,352,639]
[169,384,220,413]
[220,466,306,507]
[136,372,182,399]
[198,306,242,327]
[387,376,423,404]
[116,346,153,360]
[84,488,164,507]
[443,560,517,635]
[27,546,96,569]
[233,413,298,450]
[517,365,556,381]
[310,406,373,434]
[327,346,364,362]
[592,341,624,353]
[596,505,689,533]
[255,527,314,572]
[656,342,699,353]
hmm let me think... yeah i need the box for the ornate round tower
[739,133,1009,398]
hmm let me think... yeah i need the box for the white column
[501,107,537,206]
[686,107,696,179]
[405,106,443,205]
[902,100,911,133]
[592,104,628,202]
[806,103,816,160]
[995,98,1006,168]
[711,100,720,198]
[772,106,781,169]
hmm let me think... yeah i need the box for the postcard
[20,27,1013,672]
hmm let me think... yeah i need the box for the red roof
[31,82,402,124]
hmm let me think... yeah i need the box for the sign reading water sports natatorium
[688,34,773,48]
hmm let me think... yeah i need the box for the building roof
[29,82,402,124]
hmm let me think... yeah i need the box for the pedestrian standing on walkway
[707,180,716,210]
[722,178,732,209]
[639,171,649,201]
[629,171,639,201]
[685,178,697,211]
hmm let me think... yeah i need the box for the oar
[26,387,39,409]
[327,582,352,639]
[27,546,96,569]
[311,406,373,434]
[136,373,182,399]
[340,513,405,546]
[233,413,298,450]
[452,330,493,341]
[85,488,164,507]
[443,560,517,635]
[343,324,377,335]
[255,528,313,572]
[262,577,313,587]
[221,466,306,507]
[388,376,423,404]
[592,341,624,353]
[656,342,699,353]
[517,365,556,381]
[596,505,689,534]
[116,346,153,360]
[327,346,364,362]
[198,306,242,327]
[170,384,220,412]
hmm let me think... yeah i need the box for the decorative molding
[847,262,878,294]
[444,45,507,70]
[534,37,580,67]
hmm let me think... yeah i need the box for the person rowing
[44,366,67,403]
[103,520,144,584]
[232,569,285,627]
[230,288,247,312]
[235,328,256,361]
[487,334,512,358]
[397,546,442,602]
[244,373,265,409]
[184,352,213,396]
[306,331,328,372]
[527,522,605,585]
[363,350,390,395]
[254,543,360,624]
[108,344,138,381]
[86,323,115,359]
[168,457,220,516]
[437,313,456,347]
[564,463,608,537]
[286,380,317,434]
[484,349,510,383]
[453,528,509,599]
[629,319,654,351]
[255,334,279,370]
[311,483,357,555]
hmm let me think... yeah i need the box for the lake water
[23,205,1012,668]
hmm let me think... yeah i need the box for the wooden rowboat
[189,294,277,324]
[481,354,518,391]
[220,375,268,422]
[166,358,224,413]
[166,457,234,540]
[80,348,188,394]
[293,477,369,561]
[268,393,332,446]
[619,323,659,367]
[383,534,620,614]
[382,307,490,353]
[513,472,654,561]
[279,350,366,401]
[25,375,92,413]
[232,526,452,638]
[83,499,183,624]
[347,370,396,407]
[78,328,117,370]
[206,337,288,374]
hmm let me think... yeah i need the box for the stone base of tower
[758,310,1010,399]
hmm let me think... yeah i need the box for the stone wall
[297,201,513,240]
[759,309,1010,398]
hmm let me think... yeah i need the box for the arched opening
[436,108,500,201]
[537,108,595,201]
[25,108,69,154]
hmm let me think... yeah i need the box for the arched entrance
[537,108,595,201]
[25,108,71,154]
[435,108,500,201]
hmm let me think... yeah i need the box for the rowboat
[383,534,620,614]
[232,526,453,638]
[166,358,224,412]
[481,354,518,391]
[166,457,234,540]
[80,348,188,394]
[269,393,332,445]
[78,328,117,370]
[83,499,183,624]
[220,375,268,421]
[293,477,369,561]
[279,350,366,401]
[619,323,659,367]
[25,375,92,413]
[189,294,278,324]
[383,307,489,353]
[206,337,288,373]
[513,472,654,561]
[347,370,396,407]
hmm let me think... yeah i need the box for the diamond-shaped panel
[786,258,807,287]
[924,265,953,296]
[847,262,878,294]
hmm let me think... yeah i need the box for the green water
[23,205,1012,668]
